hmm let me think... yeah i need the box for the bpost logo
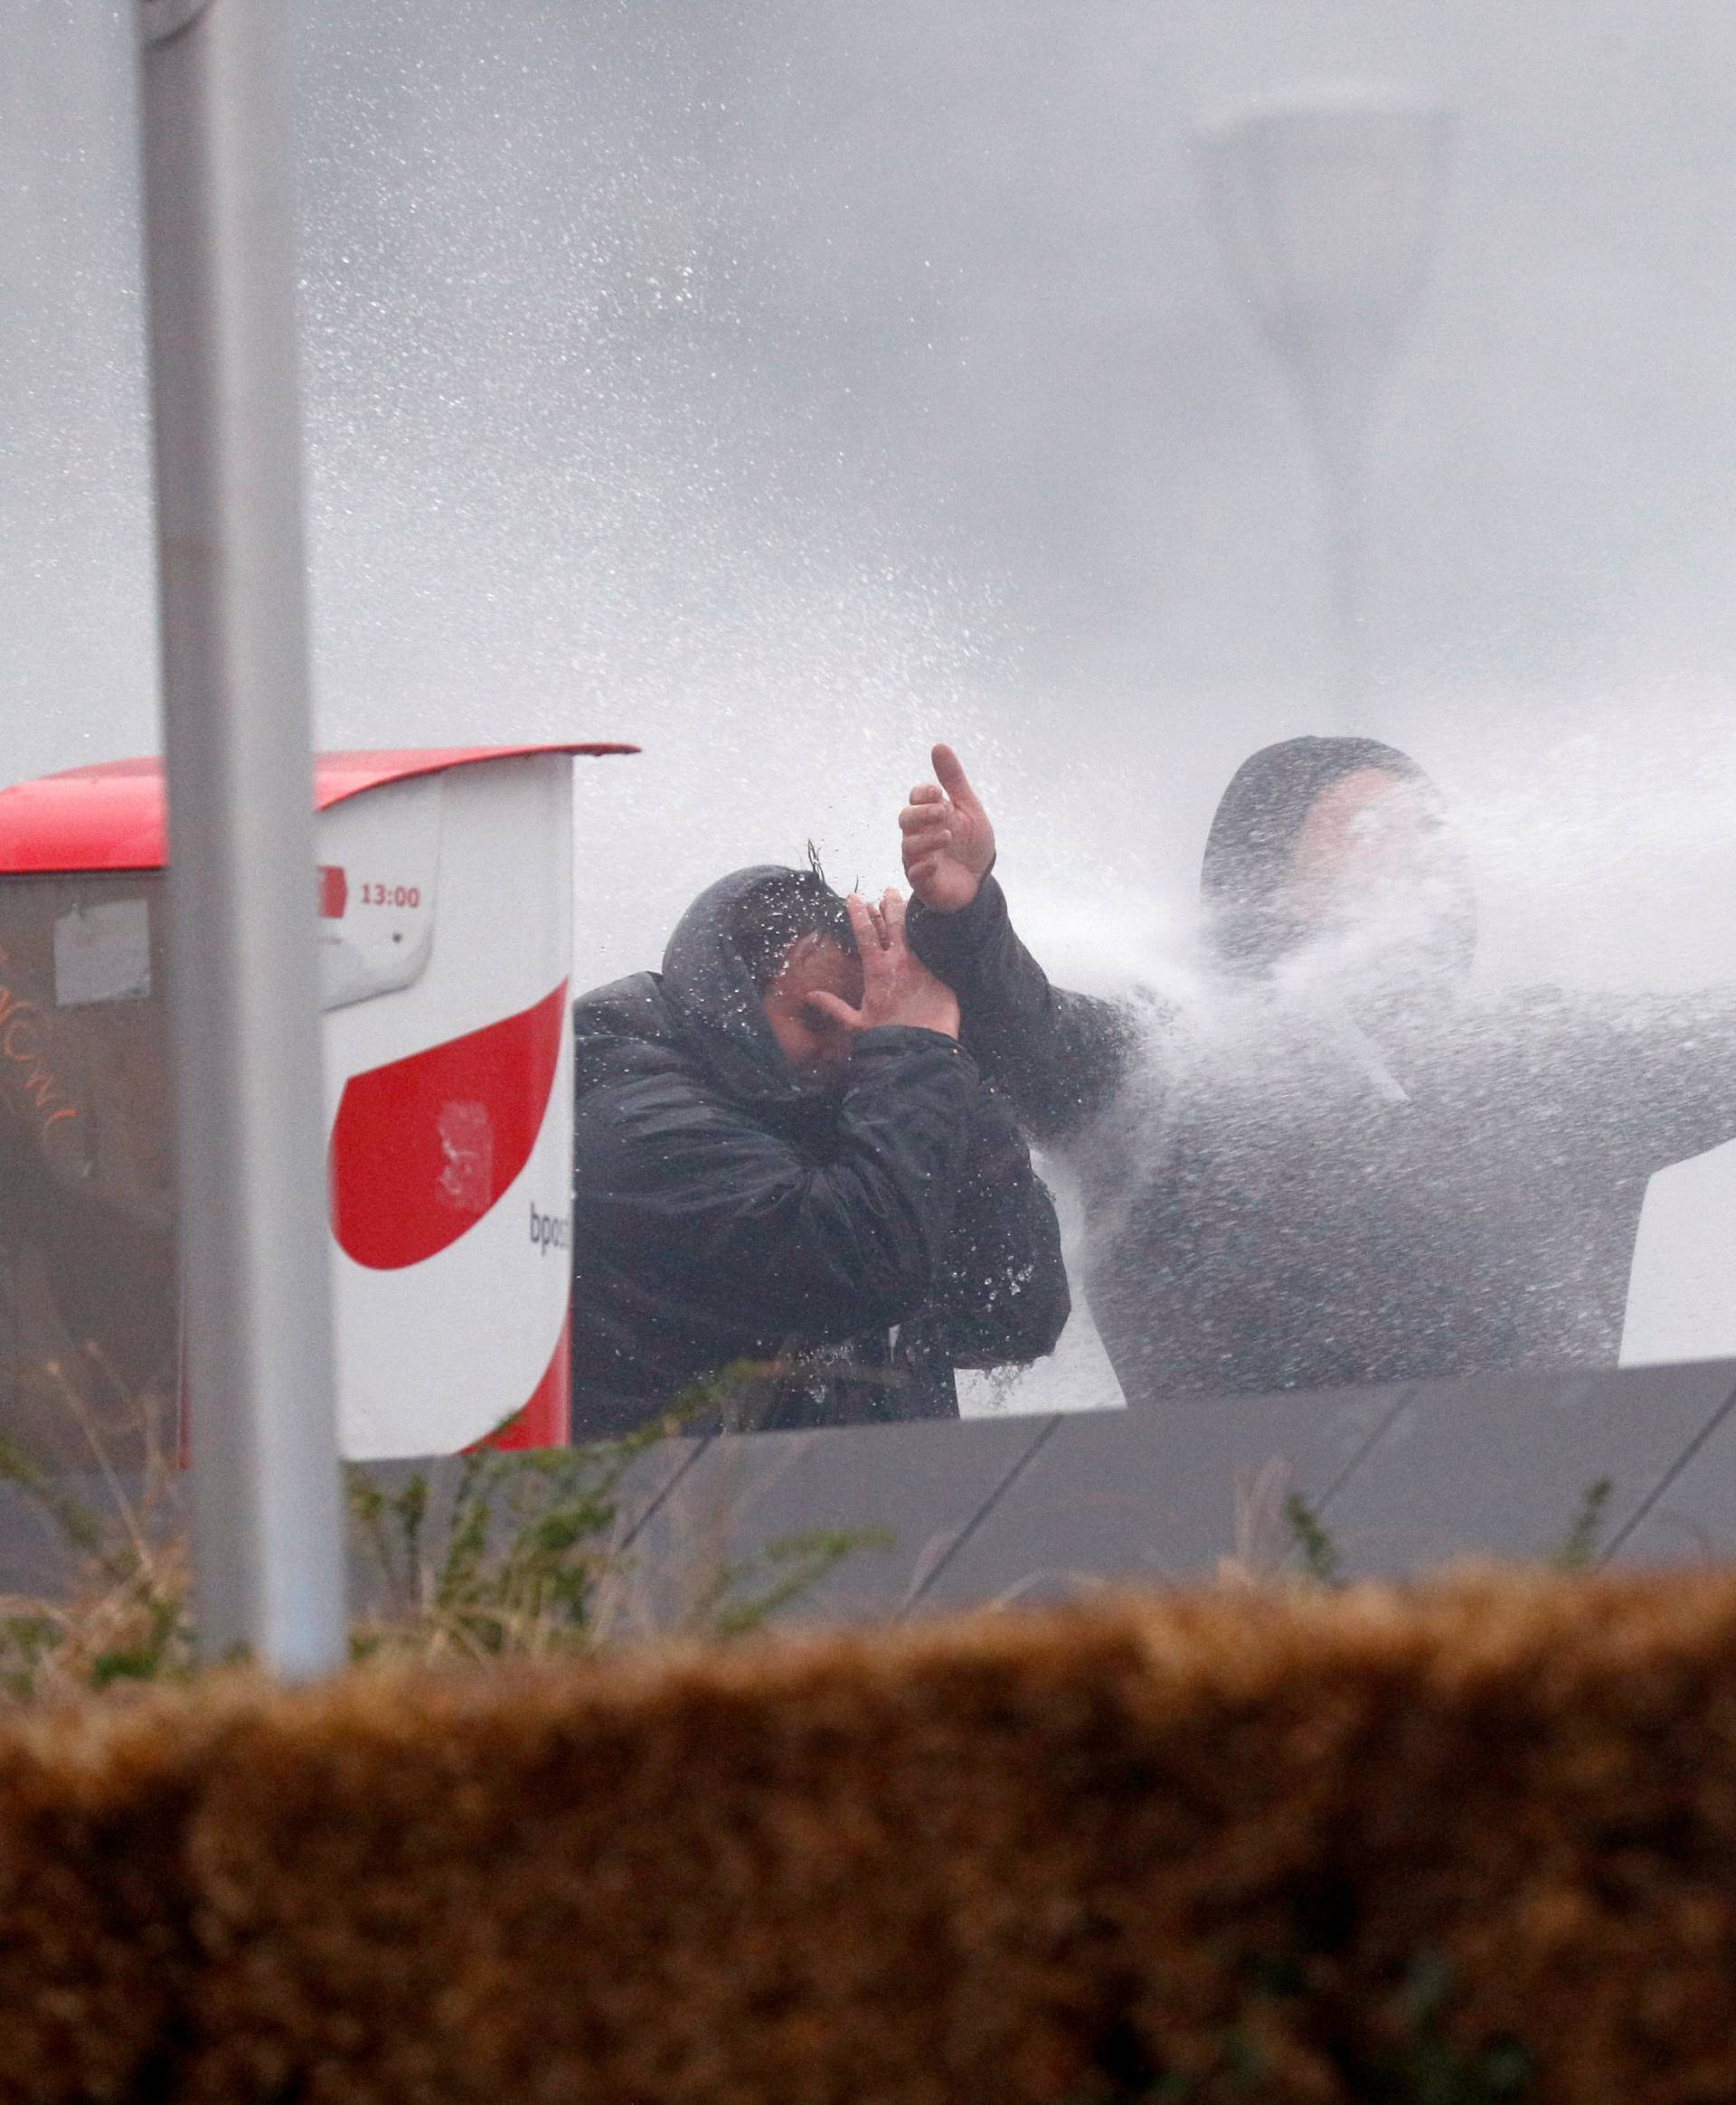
[530,1201,571,1256]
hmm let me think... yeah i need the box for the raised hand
[899,743,996,913]
[807,891,961,1042]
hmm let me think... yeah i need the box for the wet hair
[729,863,856,992]
[1201,735,1476,975]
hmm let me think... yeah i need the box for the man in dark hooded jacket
[901,740,1736,1404]
[569,864,1069,1435]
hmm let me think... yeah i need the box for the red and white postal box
[0,743,633,1462]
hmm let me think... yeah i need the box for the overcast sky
[6,0,1736,993]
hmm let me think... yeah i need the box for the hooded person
[568,863,1070,1436]
[901,740,1736,1404]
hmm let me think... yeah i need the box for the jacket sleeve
[908,874,1138,1144]
[571,1026,981,1341]
[926,1087,1071,1368]
[1528,986,1736,1176]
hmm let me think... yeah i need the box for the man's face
[761,934,863,1088]
[1285,769,1452,926]
[1282,768,1471,1003]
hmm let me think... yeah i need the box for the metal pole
[134,0,347,1675]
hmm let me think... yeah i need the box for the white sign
[53,899,152,1008]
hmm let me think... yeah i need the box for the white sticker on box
[316,774,441,1013]
[53,899,153,1008]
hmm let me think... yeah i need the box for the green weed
[0,1359,888,1694]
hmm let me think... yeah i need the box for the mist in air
[8,0,1736,1407]
[9,0,1736,992]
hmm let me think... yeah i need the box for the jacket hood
[658,864,817,1109]
[1200,735,1476,980]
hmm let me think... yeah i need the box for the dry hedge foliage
[3,1569,1736,2104]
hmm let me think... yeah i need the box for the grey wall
[620,1357,1736,1624]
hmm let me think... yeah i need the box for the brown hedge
[4,1570,1736,2102]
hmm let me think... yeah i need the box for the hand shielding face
[806,890,961,1043]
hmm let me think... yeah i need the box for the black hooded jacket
[910,738,1736,1402]
[570,866,1069,1436]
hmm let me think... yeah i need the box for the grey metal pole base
[136,0,348,1676]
